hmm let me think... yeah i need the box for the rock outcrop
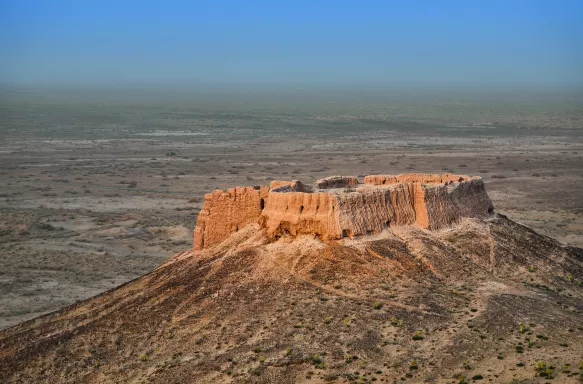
[193,173,493,250]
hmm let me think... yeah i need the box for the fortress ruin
[193,174,494,250]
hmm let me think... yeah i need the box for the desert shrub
[409,359,417,370]
[412,330,424,341]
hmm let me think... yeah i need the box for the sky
[1,0,582,87]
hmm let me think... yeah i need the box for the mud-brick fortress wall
[193,186,269,250]
[193,174,493,250]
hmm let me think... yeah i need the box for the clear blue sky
[1,0,582,87]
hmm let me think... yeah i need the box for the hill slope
[1,214,582,383]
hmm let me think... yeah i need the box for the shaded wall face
[193,186,269,250]
[336,185,417,237]
[260,192,340,240]
[421,184,462,230]
[448,178,493,219]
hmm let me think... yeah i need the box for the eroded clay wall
[447,177,493,219]
[259,191,341,240]
[193,186,269,250]
[363,175,398,185]
[415,177,492,230]
[193,174,494,249]
[314,176,359,189]
[364,173,470,185]
[336,184,417,237]
[420,184,462,229]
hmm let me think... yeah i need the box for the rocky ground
[0,214,582,383]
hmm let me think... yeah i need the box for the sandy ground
[0,90,582,329]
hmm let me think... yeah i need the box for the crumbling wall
[419,184,462,229]
[193,174,494,250]
[259,191,340,240]
[363,175,398,185]
[314,176,359,189]
[412,176,491,230]
[193,186,269,250]
[448,177,493,219]
[336,184,417,237]
[364,173,470,185]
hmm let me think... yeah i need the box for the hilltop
[1,175,582,383]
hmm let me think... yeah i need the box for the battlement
[193,174,493,250]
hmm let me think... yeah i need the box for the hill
[1,175,582,383]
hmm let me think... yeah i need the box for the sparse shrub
[259,356,265,363]
[374,301,381,310]
[535,362,552,377]
[284,348,291,356]
[471,374,483,380]
[409,359,417,370]
[544,368,554,378]
[343,318,350,327]
[313,354,324,369]
[140,354,147,361]
[412,330,424,341]
[567,274,573,282]
[324,316,331,324]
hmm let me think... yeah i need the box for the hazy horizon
[1,0,582,88]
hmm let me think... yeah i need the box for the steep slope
[1,215,582,383]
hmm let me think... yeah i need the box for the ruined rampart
[193,174,494,250]
[193,186,269,250]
